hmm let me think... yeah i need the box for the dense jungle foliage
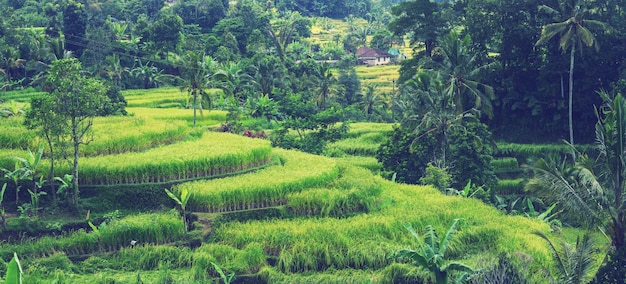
[0,0,625,282]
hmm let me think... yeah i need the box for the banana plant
[5,252,23,284]
[211,262,235,284]
[164,188,192,232]
[0,183,7,229]
[2,161,24,206]
[393,219,474,284]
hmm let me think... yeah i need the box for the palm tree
[315,63,339,111]
[535,0,610,155]
[0,47,25,88]
[130,60,163,89]
[252,56,288,98]
[174,51,218,127]
[103,54,128,88]
[534,231,596,284]
[526,91,626,252]
[399,71,480,168]
[213,61,254,104]
[394,219,474,284]
[423,31,497,119]
[360,83,388,121]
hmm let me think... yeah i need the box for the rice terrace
[1,0,626,283]
[0,87,577,283]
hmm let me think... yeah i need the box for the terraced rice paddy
[0,88,604,283]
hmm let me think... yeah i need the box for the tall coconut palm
[424,31,497,119]
[535,0,610,155]
[175,51,218,127]
[315,62,339,111]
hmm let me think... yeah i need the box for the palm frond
[536,22,568,46]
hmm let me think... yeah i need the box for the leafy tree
[25,94,68,203]
[337,67,361,108]
[147,13,184,57]
[251,54,288,98]
[171,0,226,32]
[388,0,455,57]
[0,47,25,87]
[213,61,254,104]
[272,93,347,154]
[377,124,437,184]
[62,0,87,57]
[394,219,474,284]
[38,58,109,206]
[213,1,269,55]
[535,0,610,153]
[130,60,162,89]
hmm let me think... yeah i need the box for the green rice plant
[491,157,520,174]
[494,178,527,195]
[127,107,227,127]
[0,116,39,149]
[57,132,273,185]
[180,148,339,212]
[80,116,189,156]
[116,245,193,271]
[496,143,592,162]
[25,252,73,275]
[193,243,266,276]
[326,137,380,157]
[98,211,184,251]
[212,177,558,276]
[333,156,382,171]
[0,149,29,173]
[285,186,379,217]
[0,212,183,259]
[258,265,389,283]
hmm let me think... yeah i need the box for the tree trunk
[569,45,575,160]
[72,119,80,207]
[193,90,197,128]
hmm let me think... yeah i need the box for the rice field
[355,65,400,94]
[127,107,227,127]
[0,87,604,283]
[179,148,339,212]
[326,122,394,157]
[69,132,273,185]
